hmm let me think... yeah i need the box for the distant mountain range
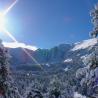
[3,42,37,51]
[3,38,98,72]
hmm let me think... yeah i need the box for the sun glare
[0,0,42,68]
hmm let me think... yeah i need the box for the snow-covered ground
[80,55,88,59]
[64,67,69,72]
[64,58,72,63]
[46,63,50,67]
[74,92,86,98]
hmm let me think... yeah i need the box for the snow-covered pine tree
[49,75,61,98]
[75,48,98,98]
[90,3,98,38]
[75,3,98,98]
[0,39,22,98]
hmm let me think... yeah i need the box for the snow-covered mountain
[4,38,98,71]
[71,38,97,51]
[3,42,37,51]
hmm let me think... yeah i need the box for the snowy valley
[0,38,98,98]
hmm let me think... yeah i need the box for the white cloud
[3,42,38,51]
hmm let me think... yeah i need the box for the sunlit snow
[74,92,86,98]
[64,58,72,63]
[71,38,97,51]
[3,42,37,51]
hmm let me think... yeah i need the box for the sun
[0,0,18,31]
[0,13,5,31]
[0,0,42,68]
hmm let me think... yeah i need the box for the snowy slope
[71,38,97,51]
[64,59,72,63]
[3,42,37,51]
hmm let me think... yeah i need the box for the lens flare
[3,28,42,69]
[3,28,17,42]
[0,0,43,69]
[3,0,18,15]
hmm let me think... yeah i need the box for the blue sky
[0,0,98,48]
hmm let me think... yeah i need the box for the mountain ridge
[4,38,98,72]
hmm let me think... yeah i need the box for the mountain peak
[71,38,98,51]
[3,42,38,51]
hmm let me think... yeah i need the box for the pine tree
[0,40,22,98]
[49,75,61,98]
[90,3,98,38]
[75,3,98,98]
